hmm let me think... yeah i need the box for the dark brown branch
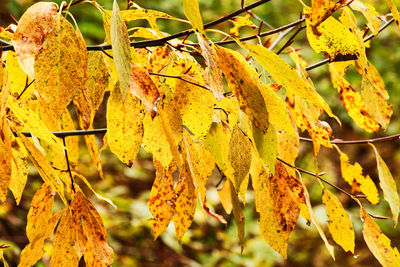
[148,72,212,91]
[300,133,400,145]
[276,25,306,54]
[62,137,76,193]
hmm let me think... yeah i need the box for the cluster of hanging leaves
[1,0,400,265]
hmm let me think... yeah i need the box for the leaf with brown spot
[308,0,344,27]
[9,134,28,205]
[216,46,269,133]
[0,123,11,202]
[148,161,176,239]
[387,0,400,33]
[350,0,380,36]
[12,2,58,77]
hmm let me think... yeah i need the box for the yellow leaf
[241,42,338,121]
[111,0,132,100]
[19,183,56,266]
[308,0,342,27]
[129,63,160,116]
[16,131,67,205]
[261,84,296,138]
[107,83,143,167]
[230,179,245,248]
[387,0,400,32]
[253,161,304,258]
[12,2,58,77]
[350,0,380,35]
[360,207,400,266]
[183,130,215,203]
[50,208,80,266]
[216,46,269,133]
[173,76,215,138]
[120,9,188,23]
[229,125,252,191]
[370,144,400,226]
[84,135,104,179]
[0,124,11,202]
[70,191,114,265]
[149,161,176,239]
[335,145,379,205]
[252,123,277,173]
[84,242,108,267]
[229,14,255,36]
[217,179,233,214]
[300,175,335,259]
[330,63,380,133]
[322,188,355,253]
[9,134,28,205]
[8,97,65,154]
[198,35,224,100]
[173,162,196,241]
[182,0,203,32]
[277,131,299,166]
[0,25,13,40]
[5,51,31,102]
[60,110,79,167]
[34,15,87,117]
[306,15,360,61]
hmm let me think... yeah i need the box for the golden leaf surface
[252,161,304,258]
[335,145,379,205]
[111,0,132,100]
[308,0,343,27]
[252,123,277,173]
[5,51,30,101]
[34,15,87,117]
[216,46,269,133]
[229,14,255,36]
[217,179,233,214]
[322,188,355,253]
[119,9,188,23]
[182,0,203,32]
[148,161,176,239]
[230,179,245,247]
[0,125,11,202]
[306,15,360,61]
[360,207,400,266]
[387,0,400,32]
[70,191,114,265]
[242,43,337,121]
[173,77,215,138]
[350,0,380,35]
[107,83,143,167]
[173,162,196,241]
[12,2,58,77]
[19,183,56,266]
[330,63,380,133]
[9,134,28,205]
[183,130,215,203]
[370,144,400,226]
[84,135,104,179]
[229,125,252,191]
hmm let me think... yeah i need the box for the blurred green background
[1,0,400,266]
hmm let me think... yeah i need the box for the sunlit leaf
[12,2,58,77]
[0,122,11,202]
[370,144,400,226]
[9,133,28,205]
[350,0,380,35]
[229,14,255,36]
[322,188,355,253]
[308,0,343,27]
[387,0,400,32]
[182,0,203,32]
[253,123,277,173]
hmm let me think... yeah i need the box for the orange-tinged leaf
[173,77,215,138]
[34,15,88,117]
[182,0,203,32]
[370,144,400,226]
[0,126,11,202]
[229,14,255,36]
[229,125,252,191]
[360,207,400,266]
[230,179,245,248]
[183,130,215,203]
[84,134,104,179]
[107,83,143,167]
[12,2,58,77]
[70,191,114,265]
[322,188,355,253]
[300,175,335,259]
[335,145,379,205]
[19,183,55,266]
[84,242,108,267]
[217,179,233,214]
[308,0,343,27]
[330,63,380,133]
[198,35,224,100]
[149,161,176,239]
[129,63,160,116]
[50,208,80,267]
[277,131,299,166]
[16,131,67,205]
[350,0,380,35]
[242,42,338,121]
[111,0,132,100]
[9,134,28,205]
[216,46,269,133]
[253,161,304,258]
[306,15,360,61]
[173,162,196,241]
[387,0,400,32]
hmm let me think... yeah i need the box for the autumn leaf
[230,179,245,248]
[107,82,143,167]
[229,14,256,36]
[322,188,355,254]
[387,0,400,32]
[0,123,11,202]
[182,0,203,32]
[111,0,132,100]
[370,144,400,226]
[360,207,400,266]
[252,123,277,173]
[12,2,58,77]
[350,0,380,35]
[9,133,28,205]
[308,0,343,27]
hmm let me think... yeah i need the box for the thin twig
[300,133,400,145]
[269,25,297,50]
[62,137,76,193]
[148,72,212,91]
[276,25,306,54]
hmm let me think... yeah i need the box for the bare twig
[148,72,212,91]
[62,137,76,193]
[300,133,400,145]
